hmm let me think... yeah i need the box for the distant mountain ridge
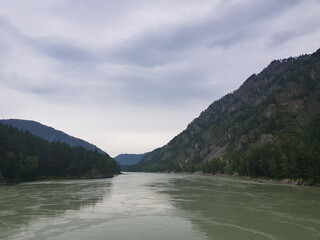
[0,119,106,154]
[115,153,149,166]
[138,48,320,184]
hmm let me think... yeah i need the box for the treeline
[225,116,320,183]
[0,123,120,183]
[140,116,320,184]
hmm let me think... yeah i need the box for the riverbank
[0,174,116,186]
[225,174,320,187]
[162,171,320,187]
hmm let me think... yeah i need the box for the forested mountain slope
[0,119,105,154]
[139,49,320,183]
[0,123,120,183]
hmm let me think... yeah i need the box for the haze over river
[1,173,319,240]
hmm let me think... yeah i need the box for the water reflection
[160,175,320,240]
[0,179,112,238]
[1,173,319,240]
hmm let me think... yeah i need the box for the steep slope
[0,119,105,154]
[139,49,320,183]
[115,153,149,166]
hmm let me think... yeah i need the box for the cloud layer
[1,0,320,156]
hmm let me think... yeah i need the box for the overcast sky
[0,0,319,157]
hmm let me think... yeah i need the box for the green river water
[0,173,319,240]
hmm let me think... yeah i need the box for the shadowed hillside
[0,119,105,154]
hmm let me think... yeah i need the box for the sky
[0,0,320,157]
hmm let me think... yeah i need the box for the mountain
[0,123,120,183]
[115,153,149,166]
[139,48,320,184]
[0,119,105,154]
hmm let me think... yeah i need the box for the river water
[0,173,319,240]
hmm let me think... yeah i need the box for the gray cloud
[270,17,320,47]
[270,30,305,47]
[0,14,93,65]
[0,0,319,155]
[0,15,19,35]
[38,40,93,63]
[106,0,302,67]
[119,75,212,106]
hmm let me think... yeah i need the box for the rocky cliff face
[139,49,320,182]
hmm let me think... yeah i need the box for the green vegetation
[0,124,120,184]
[224,116,320,183]
[138,49,320,184]
[140,117,320,184]
[0,119,106,154]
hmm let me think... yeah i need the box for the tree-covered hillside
[0,119,106,154]
[139,49,320,184]
[0,123,120,183]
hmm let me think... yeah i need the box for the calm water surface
[0,173,319,240]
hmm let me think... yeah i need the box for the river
[0,173,319,240]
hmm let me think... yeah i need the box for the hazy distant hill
[139,48,320,184]
[0,119,106,154]
[115,153,149,166]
